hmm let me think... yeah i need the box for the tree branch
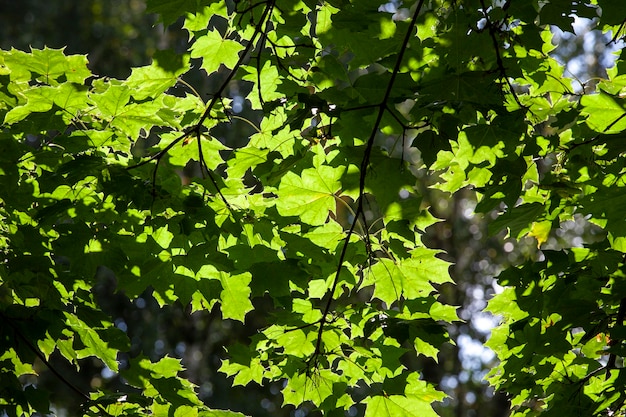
[309,0,427,366]
[1,312,114,417]
[127,0,276,215]
[607,18,626,46]
[606,297,626,377]
[478,0,526,111]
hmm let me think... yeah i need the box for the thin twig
[1,312,114,417]
[127,0,277,215]
[607,19,626,46]
[127,128,194,170]
[309,0,427,367]
[563,112,626,152]
[478,0,526,111]
[606,298,626,377]
[197,0,275,129]
[196,130,235,214]
[235,0,268,16]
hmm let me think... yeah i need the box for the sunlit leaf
[580,92,626,134]
[190,29,245,75]
[276,165,344,226]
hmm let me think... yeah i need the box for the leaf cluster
[1,1,626,416]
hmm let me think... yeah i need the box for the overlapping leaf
[4,1,626,417]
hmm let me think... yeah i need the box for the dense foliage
[1,0,626,416]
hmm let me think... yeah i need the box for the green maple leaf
[147,356,185,378]
[264,326,316,358]
[184,3,229,33]
[112,99,170,137]
[364,249,452,305]
[90,84,131,119]
[5,82,89,125]
[282,370,339,407]
[5,0,618,415]
[276,165,345,226]
[126,50,191,100]
[216,271,254,322]
[220,357,264,386]
[190,30,245,75]
[52,83,89,119]
[580,91,626,134]
[303,221,345,251]
[364,395,439,417]
[364,374,443,417]
[4,86,54,124]
[227,147,269,178]
[66,314,120,372]
[2,47,90,85]
[242,61,283,109]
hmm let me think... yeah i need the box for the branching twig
[271,49,308,83]
[127,0,276,214]
[607,19,626,46]
[196,1,275,129]
[308,0,427,368]
[235,1,269,23]
[1,312,114,417]
[126,128,195,203]
[195,130,235,214]
[570,296,626,403]
[606,297,626,377]
[383,104,411,130]
[478,0,526,111]
[340,103,381,113]
[562,112,626,152]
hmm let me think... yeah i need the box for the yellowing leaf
[528,220,551,248]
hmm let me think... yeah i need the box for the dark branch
[1,312,114,417]
[128,0,277,216]
[608,19,626,46]
[478,0,526,112]
[309,0,427,366]
[606,297,626,376]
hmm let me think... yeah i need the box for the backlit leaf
[190,29,245,75]
[276,165,344,226]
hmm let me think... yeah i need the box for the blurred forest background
[0,2,618,416]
